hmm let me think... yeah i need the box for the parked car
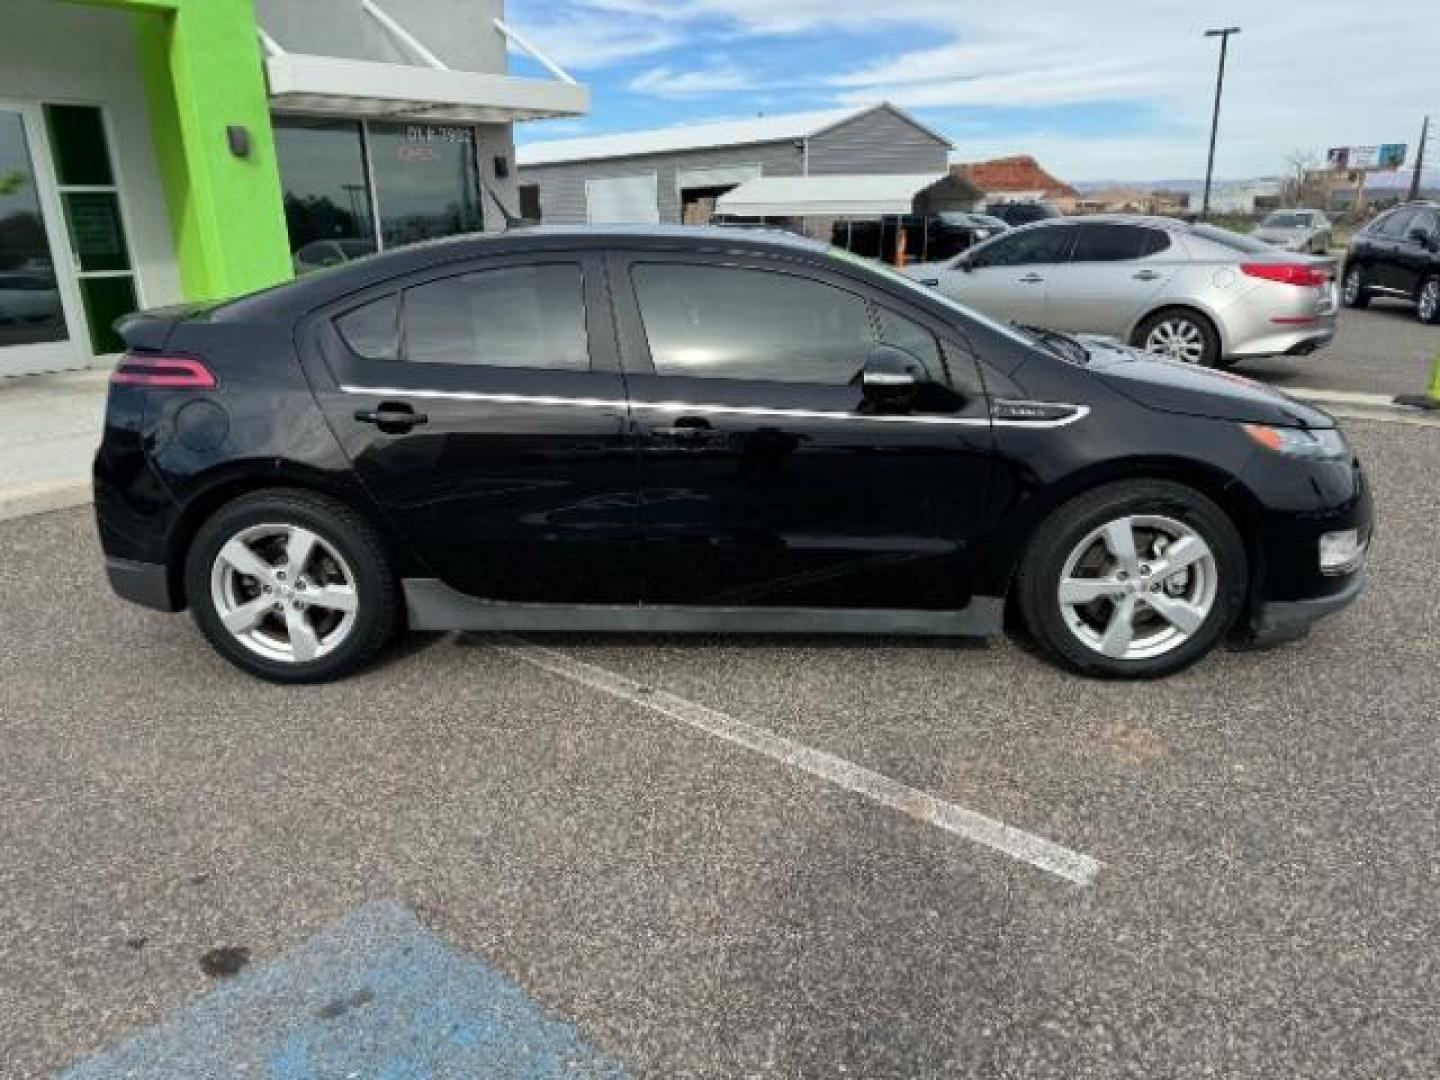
[1340,201,1440,324]
[903,215,1337,368]
[830,212,1007,265]
[1252,209,1332,254]
[292,237,377,275]
[96,226,1370,684]
[985,201,1062,227]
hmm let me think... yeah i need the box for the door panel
[613,253,994,611]
[305,254,642,603]
[936,223,1076,328]
[1043,224,1177,335]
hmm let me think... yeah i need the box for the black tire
[1417,274,1440,325]
[1132,307,1222,368]
[1015,480,1248,679]
[184,488,398,683]
[1341,263,1370,309]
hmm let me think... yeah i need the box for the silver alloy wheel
[209,522,359,663]
[1143,318,1206,364]
[1343,267,1362,305]
[1057,514,1218,661]
[1420,279,1440,322]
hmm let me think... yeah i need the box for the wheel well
[164,476,405,609]
[1001,460,1265,617]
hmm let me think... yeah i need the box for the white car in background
[902,215,1337,368]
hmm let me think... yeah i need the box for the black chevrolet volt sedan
[94,226,1371,683]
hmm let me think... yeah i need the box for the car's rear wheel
[1341,264,1370,309]
[1418,275,1440,325]
[1134,308,1220,367]
[185,489,398,683]
[1016,481,1247,678]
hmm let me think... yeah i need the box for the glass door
[0,103,86,377]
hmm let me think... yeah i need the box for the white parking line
[497,640,1101,887]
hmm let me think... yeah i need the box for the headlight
[1241,423,1348,459]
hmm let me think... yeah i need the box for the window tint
[874,305,945,383]
[632,264,874,384]
[1376,209,1416,238]
[1070,223,1168,262]
[403,264,588,369]
[1411,209,1440,238]
[336,294,400,360]
[970,225,1074,268]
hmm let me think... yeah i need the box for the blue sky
[506,0,1438,183]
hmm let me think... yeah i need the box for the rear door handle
[1132,269,1161,281]
[354,402,428,432]
[650,418,718,443]
[1018,273,1044,284]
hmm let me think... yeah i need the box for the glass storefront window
[274,119,377,274]
[368,122,483,248]
[0,110,68,348]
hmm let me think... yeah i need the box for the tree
[1282,148,1319,206]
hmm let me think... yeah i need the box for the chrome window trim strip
[338,385,1090,428]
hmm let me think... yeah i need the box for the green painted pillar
[68,0,292,301]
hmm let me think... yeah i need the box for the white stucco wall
[0,0,181,313]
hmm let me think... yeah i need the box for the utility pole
[1408,115,1429,202]
[1200,26,1241,220]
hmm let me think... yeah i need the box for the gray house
[515,103,954,228]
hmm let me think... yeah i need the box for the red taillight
[1240,262,1330,288]
[111,355,217,389]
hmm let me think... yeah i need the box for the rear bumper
[1228,323,1335,359]
[1249,567,1365,644]
[104,556,181,612]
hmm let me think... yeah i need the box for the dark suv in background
[1341,201,1440,324]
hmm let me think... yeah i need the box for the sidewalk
[0,368,109,522]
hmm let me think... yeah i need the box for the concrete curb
[0,480,92,524]
[1283,387,1440,429]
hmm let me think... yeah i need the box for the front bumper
[1249,567,1365,644]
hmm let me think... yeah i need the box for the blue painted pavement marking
[60,900,627,1079]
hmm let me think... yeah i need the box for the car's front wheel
[1016,481,1248,678]
[184,489,398,683]
[1417,274,1440,325]
[1341,264,1370,309]
[1134,308,1220,367]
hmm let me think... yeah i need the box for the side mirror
[1409,227,1435,249]
[861,345,924,397]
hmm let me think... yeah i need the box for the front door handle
[1132,269,1161,281]
[354,402,429,433]
[1018,273,1044,284]
[650,417,718,443]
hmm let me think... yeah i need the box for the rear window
[1189,223,1277,254]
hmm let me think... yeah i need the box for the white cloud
[504,12,681,69]
[629,62,753,99]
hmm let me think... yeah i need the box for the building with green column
[0,0,587,377]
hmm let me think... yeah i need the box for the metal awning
[715,173,962,218]
[260,8,588,123]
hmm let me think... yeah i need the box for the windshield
[1261,212,1309,229]
[826,246,1040,350]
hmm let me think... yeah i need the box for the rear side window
[1375,209,1416,238]
[1070,223,1169,262]
[336,294,399,360]
[632,263,873,385]
[334,264,589,369]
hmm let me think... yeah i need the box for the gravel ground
[1,419,1437,1078]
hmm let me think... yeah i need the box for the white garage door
[585,174,659,224]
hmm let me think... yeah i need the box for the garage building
[515,103,954,229]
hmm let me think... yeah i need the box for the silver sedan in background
[1252,209,1333,254]
[902,215,1337,368]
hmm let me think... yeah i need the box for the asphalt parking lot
[2,417,1438,1078]
[1240,300,1437,399]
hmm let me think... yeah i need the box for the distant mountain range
[1075,168,1440,198]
